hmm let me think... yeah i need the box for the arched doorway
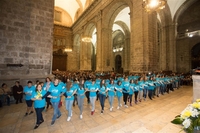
[191,43,200,69]
[115,55,122,73]
[111,7,130,72]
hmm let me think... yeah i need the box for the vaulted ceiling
[55,0,186,24]
[55,0,92,23]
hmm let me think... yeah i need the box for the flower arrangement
[171,99,200,133]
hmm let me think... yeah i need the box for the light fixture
[64,47,72,52]
[82,36,92,42]
[188,33,193,38]
[143,0,167,12]
[113,46,123,53]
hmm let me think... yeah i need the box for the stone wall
[0,0,54,86]
[176,0,200,73]
[177,36,200,73]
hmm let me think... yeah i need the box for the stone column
[101,28,113,71]
[123,37,130,72]
[192,75,200,102]
[130,1,160,73]
[161,23,177,72]
[168,23,177,72]
[130,0,149,73]
[148,12,157,71]
[80,40,92,71]
[95,11,103,71]
[160,25,167,71]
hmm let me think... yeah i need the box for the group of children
[12,73,182,129]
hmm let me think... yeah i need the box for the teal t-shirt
[48,84,64,102]
[88,84,98,97]
[77,86,85,98]
[107,84,115,96]
[65,86,76,101]
[122,81,130,93]
[129,83,135,94]
[99,85,107,96]
[31,90,46,108]
[24,85,35,100]
[115,84,123,97]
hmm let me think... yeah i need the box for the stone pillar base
[192,75,200,102]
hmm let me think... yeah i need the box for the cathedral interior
[0,0,199,132]
[0,0,200,83]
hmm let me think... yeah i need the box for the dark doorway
[115,55,122,73]
[52,49,67,71]
[191,43,200,69]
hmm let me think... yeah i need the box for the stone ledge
[0,74,55,87]
[0,74,54,80]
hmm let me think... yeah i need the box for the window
[54,10,61,22]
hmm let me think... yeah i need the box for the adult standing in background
[13,81,23,104]
[24,81,35,116]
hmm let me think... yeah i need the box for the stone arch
[80,22,97,71]
[103,0,133,27]
[176,0,200,33]
[101,0,131,72]
[84,0,93,9]
[83,22,96,37]
[74,8,82,22]
[175,0,200,72]
[114,21,130,36]
[173,0,198,24]
[113,20,130,71]
[104,3,130,29]
[157,4,172,27]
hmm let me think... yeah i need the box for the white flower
[191,109,199,117]
[182,118,191,129]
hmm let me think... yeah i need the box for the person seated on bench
[1,83,12,106]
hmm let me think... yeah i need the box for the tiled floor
[0,86,193,133]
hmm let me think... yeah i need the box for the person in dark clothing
[13,81,23,104]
